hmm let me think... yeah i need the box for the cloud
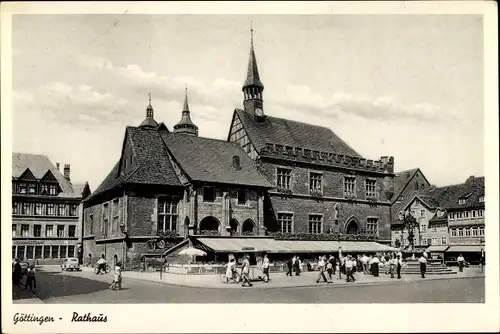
[275,84,444,122]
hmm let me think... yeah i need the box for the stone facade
[257,158,393,241]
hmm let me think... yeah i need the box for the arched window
[242,219,255,235]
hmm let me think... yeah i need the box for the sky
[11,14,484,190]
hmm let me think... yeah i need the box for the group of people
[286,256,303,277]
[224,254,254,287]
[12,258,37,291]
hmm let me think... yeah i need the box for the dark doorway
[345,219,360,234]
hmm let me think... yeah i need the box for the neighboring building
[12,153,90,264]
[389,168,431,247]
[227,30,395,242]
[392,176,485,262]
[82,92,271,268]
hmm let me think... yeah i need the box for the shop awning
[446,245,483,253]
[194,237,399,254]
[425,245,449,252]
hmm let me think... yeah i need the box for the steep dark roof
[126,127,181,186]
[161,133,272,188]
[85,127,181,202]
[12,152,85,198]
[235,109,361,157]
[391,168,420,203]
[398,176,485,213]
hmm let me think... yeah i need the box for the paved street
[13,267,484,304]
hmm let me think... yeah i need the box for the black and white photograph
[1,1,498,333]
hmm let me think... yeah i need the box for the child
[110,261,122,290]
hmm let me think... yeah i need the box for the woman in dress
[110,261,122,290]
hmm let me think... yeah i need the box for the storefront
[445,244,484,265]
[425,245,449,262]
[12,239,79,265]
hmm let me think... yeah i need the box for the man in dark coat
[12,258,23,287]
[286,257,293,276]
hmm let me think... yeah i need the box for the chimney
[466,176,475,184]
[63,164,71,181]
[232,156,241,170]
[56,163,60,171]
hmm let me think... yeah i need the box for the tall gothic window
[278,213,293,233]
[308,215,322,234]
[365,180,377,198]
[277,168,291,190]
[158,198,178,232]
[309,173,322,193]
[366,218,379,236]
[344,177,356,197]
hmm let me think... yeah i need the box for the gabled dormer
[39,170,61,196]
[14,168,38,195]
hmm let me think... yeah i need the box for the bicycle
[220,270,241,284]
[94,264,111,274]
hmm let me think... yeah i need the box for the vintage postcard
[1,1,498,333]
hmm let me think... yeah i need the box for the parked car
[61,258,81,271]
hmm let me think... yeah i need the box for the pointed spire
[182,84,190,112]
[243,23,264,89]
[174,85,198,136]
[139,92,158,128]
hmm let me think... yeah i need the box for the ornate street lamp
[119,223,127,270]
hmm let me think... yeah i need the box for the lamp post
[119,223,127,271]
[480,236,484,273]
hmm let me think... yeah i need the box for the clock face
[255,108,263,116]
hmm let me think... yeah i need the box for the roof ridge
[238,109,334,132]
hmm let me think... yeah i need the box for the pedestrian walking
[110,261,123,290]
[457,254,465,272]
[294,256,301,276]
[286,257,293,277]
[345,256,356,282]
[316,256,328,283]
[389,255,395,278]
[326,258,334,282]
[12,258,23,287]
[361,254,368,275]
[418,254,427,278]
[225,258,236,283]
[262,255,270,283]
[372,255,380,277]
[25,265,36,292]
[241,255,253,287]
[396,255,402,279]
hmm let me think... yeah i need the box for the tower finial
[250,22,254,48]
[183,84,190,112]
[148,92,152,105]
[174,84,198,136]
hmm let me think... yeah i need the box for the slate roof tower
[139,93,159,128]
[173,86,199,136]
[242,25,265,121]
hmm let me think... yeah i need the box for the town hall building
[82,29,398,268]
